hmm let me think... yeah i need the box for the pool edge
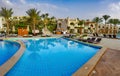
[72,46,107,76]
[64,38,107,76]
[0,40,26,76]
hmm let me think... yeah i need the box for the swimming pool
[6,38,100,76]
[117,33,120,38]
[0,41,20,66]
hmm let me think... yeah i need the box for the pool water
[117,33,120,38]
[6,38,100,76]
[0,41,20,66]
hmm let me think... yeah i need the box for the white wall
[0,17,3,28]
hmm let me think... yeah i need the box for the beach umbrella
[12,26,15,33]
[27,25,30,32]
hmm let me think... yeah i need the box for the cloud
[0,0,69,17]
[94,1,120,19]
[107,2,120,18]
[0,0,13,6]
[20,0,26,4]
[109,2,120,11]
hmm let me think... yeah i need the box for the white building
[0,17,3,28]
[56,17,96,34]
[0,17,6,32]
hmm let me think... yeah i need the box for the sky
[0,0,120,20]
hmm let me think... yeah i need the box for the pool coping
[5,36,62,40]
[0,40,26,76]
[68,38,108,76]
[0,37,107,76]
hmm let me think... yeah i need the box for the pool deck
[73,38,120,76]
[0,40,25,76]
[89,48,120,76]
[73,47,107,76]
[98,38,120,50]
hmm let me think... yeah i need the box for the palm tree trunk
[33,18,36,35]
[33,23,35,35]
[6,20,9,35]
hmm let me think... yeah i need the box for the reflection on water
[23,39,57,52]
[23,38,86,52]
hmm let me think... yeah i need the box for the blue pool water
[6,38,100,76]
[0,41,20,66]
[117,33,120,38]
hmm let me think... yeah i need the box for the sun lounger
[41,34,51,37]
[46,35,51,37]
[28,35,33,37]
[93,38,102,44]
[108,35,112,38]
[23,34,33,37]
[113,35,116,38]
[103,34,106,38]
[78,38,83,41]
[0,39,3,41]
[87,38,96,43]
[0,34,3,37]
[82,38,91,42]
[95,33,99,37]
[93,33,96,36]
[0,34,5,37]
[23,35,28,37]
[7,34,18,37]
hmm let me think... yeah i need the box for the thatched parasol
[12,26,15,33]
[27,25,30,32]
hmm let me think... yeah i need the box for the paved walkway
[0,41,25,76]
[98,38,120,50]
[90,48,120,76]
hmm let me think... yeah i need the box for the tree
[108,18,120,35]
[26,8,40,35]
[102,15,110,25]
[108,19,113,25]
[92,17,103,33]
[0,7,13,35]
[47,16,57,32]
[41,13,49,28]
[108,19,120,26]
[78,20,84,26]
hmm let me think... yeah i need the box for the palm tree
[102,15,110,25]
[108,19,113,25]
[41,13,49,27]
[108,19,120,26]
[108,18,120,35]
[92,17,103,33]
[113,19,120,26]
[78,20,84,26]
[47,16,57,32]
[41,13,54,34]
[0,7,13,35]
[26,8,40,35]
